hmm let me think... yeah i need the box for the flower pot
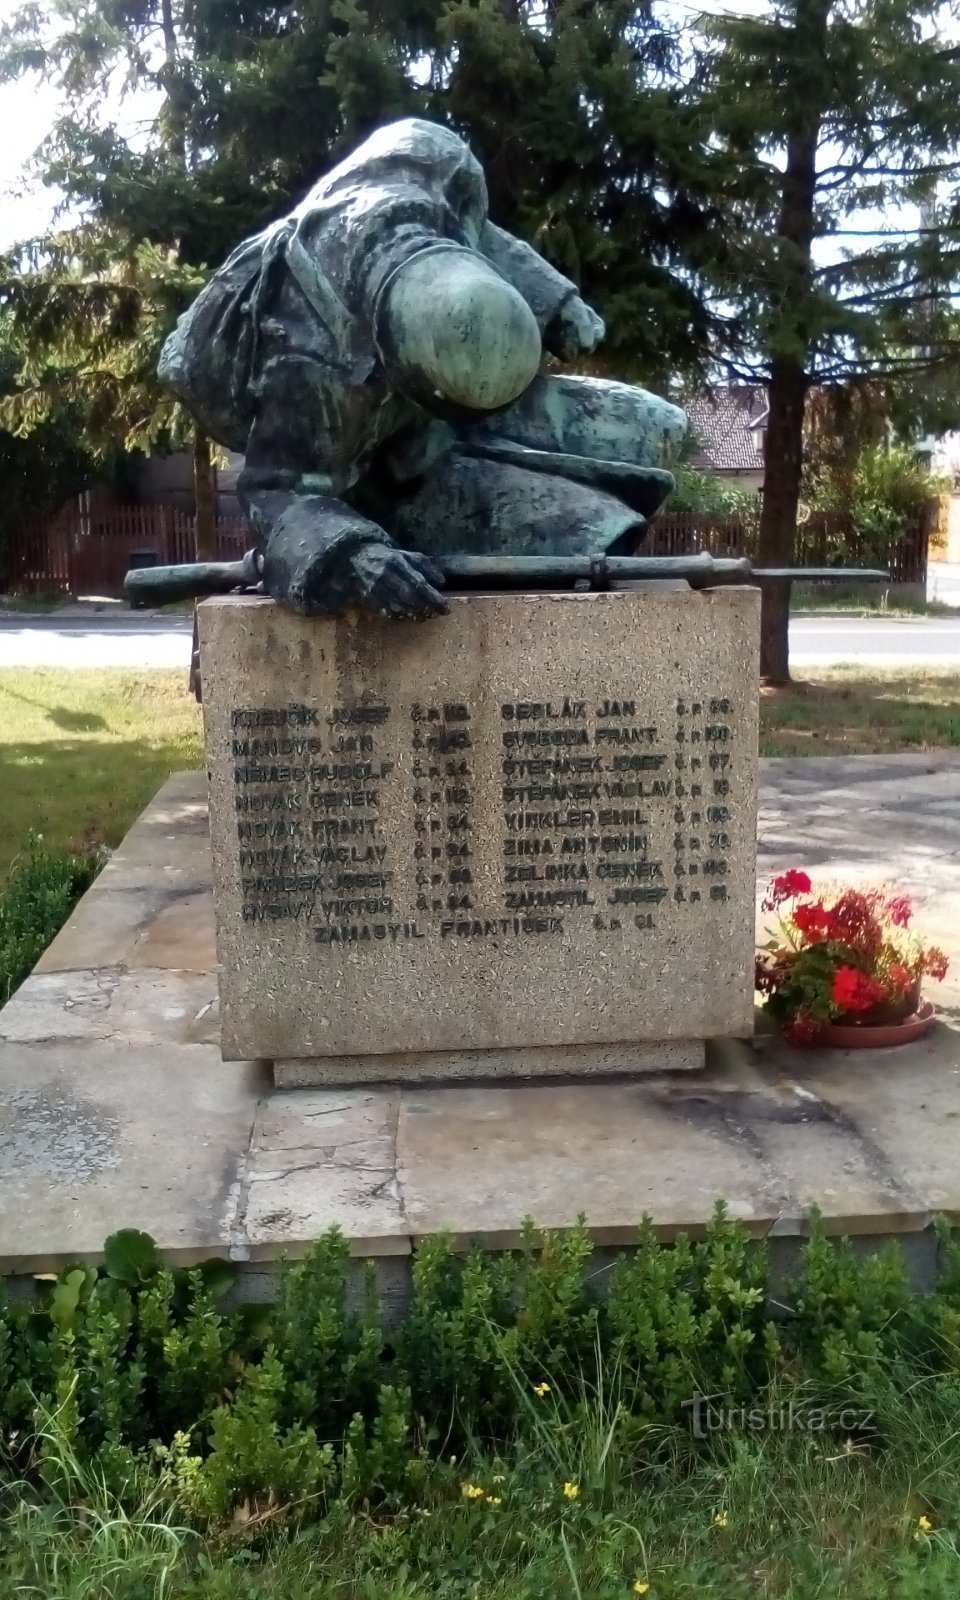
[818,998,935,1049]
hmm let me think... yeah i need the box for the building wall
[132,450,244,516]
[941,493,960,562]
[715,469,764,494]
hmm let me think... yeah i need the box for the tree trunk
[159,0,187,166]
[193,429,217,561]
[758,359,808,683]
[757,0,829,684]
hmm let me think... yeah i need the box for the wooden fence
[4,502,248,597]
[646,507,931,584]
[3,498,932,597]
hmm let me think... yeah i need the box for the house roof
[686,387,768,472]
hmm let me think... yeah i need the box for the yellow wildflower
[713,1510,728,1529]
[533,1382,552,1397]
[563,1481,580,1500]
[914,1514,933,1539]
[461,1482,485,1500]
[486,1495,502,1506]
[633,1583,650,1595]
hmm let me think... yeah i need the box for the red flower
[825,891,883,960]
[762,868,812,910]
[923,947,950,982]
[792,899,832,941]
[785,1010,822,1045]
[831,965,886,1012]
[887,962,914,993]
[886,894,913,928]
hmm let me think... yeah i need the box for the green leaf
[235,1302,274,1342]
[197,1257,238,1299]
[103,1228,162,1285]
[49,1267,86,1333]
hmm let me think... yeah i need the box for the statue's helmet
[375,247,541,416]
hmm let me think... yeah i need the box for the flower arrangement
[756,869,949,1045]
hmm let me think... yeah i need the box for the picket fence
[646,507,931,584]
[4,503,248,597]
[3,499,931,597]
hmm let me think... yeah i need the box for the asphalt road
[790,614,960,667]
[0,608,958,670]
[0,611,193,669]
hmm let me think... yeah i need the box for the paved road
[0,607,958,670]
[0,611,193,669]
[790,614,960,667]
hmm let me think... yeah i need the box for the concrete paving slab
[0,1040,267,1272]
[241,1090,408,1259]
[758,753,960,891]
[0,969,220,1047]
[100,769,211,889]
[755,1023,960,1224]
[394,1077,779,1247]
[36,883,215,974]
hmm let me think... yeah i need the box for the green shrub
[667,464,760,516]
[0,833,101,1005]
[805,441,944,566]
[6,1209,960,1532]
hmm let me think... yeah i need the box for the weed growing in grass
[2,1402,195,1600]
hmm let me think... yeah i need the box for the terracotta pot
[817,998,935,1049]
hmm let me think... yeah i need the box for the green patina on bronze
[157,117,687,620]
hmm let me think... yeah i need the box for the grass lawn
[761,668,960,757]
[4,1415,959,1600]
[789,594,951,616]
[0,668,202,882]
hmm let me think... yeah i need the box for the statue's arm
[237,360,447,622]
[239,473,447,622]
[480,222,605,360]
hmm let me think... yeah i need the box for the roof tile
[685,387,768,472]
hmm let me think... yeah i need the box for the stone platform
[2,759,960,1296]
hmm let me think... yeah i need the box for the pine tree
[0,231,202,454]
[0,0,248,557]
[698,0,960,681]
[169,0,731,385]
[0,317,92,580]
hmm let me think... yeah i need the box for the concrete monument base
[198,589,760,1074]
[273,1039,704,1088]
[2,766,960,1301]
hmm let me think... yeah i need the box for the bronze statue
[159,117,688,619]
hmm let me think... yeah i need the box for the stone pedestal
[198,588,759,1082]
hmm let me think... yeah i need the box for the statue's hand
[259,495,450,620]
[346,543,449,620]
[548,295,605,360]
